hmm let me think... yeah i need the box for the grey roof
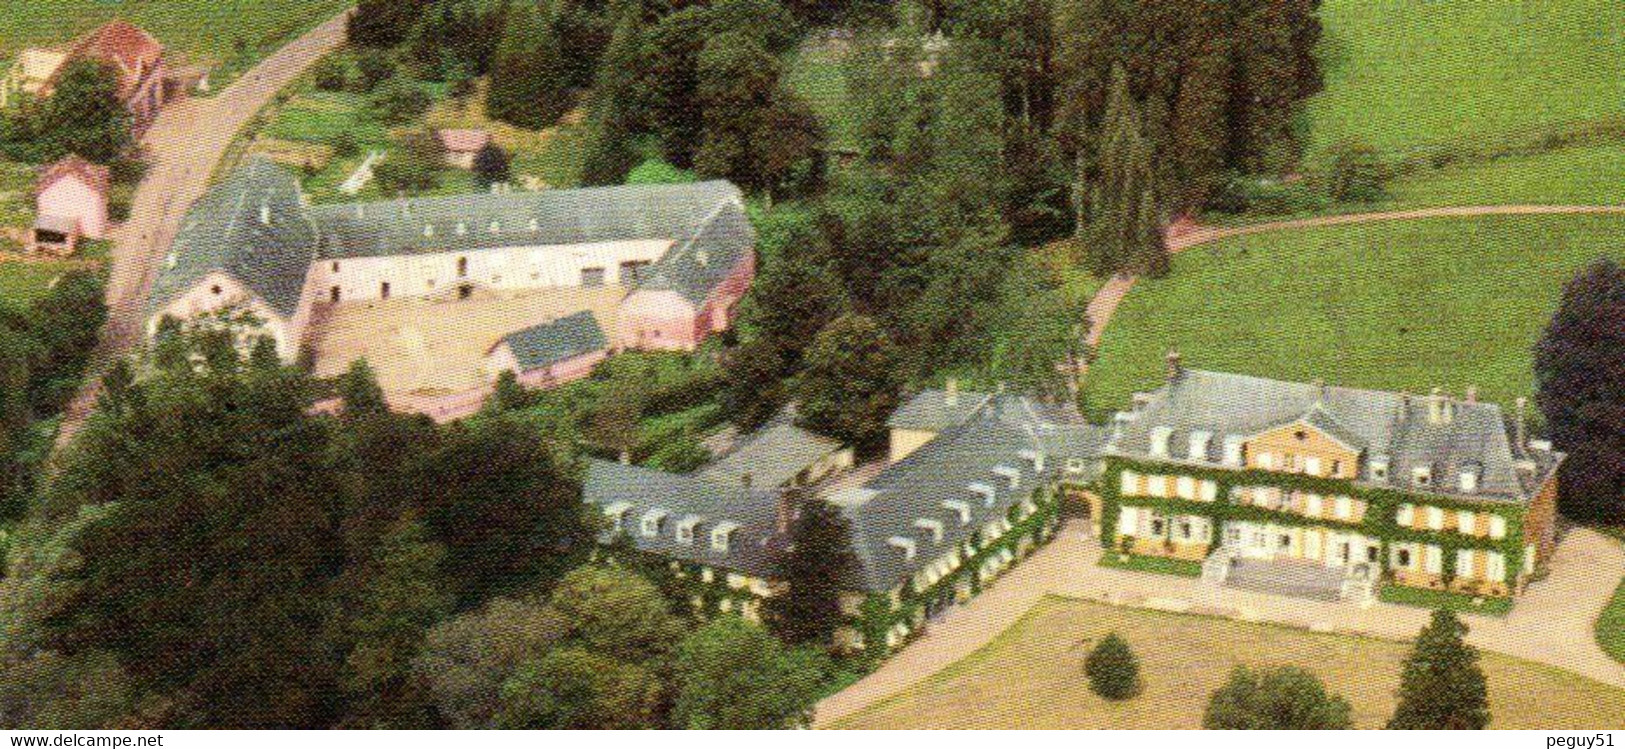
[886,387,993,432]
[495,311,607,371]
[835,394,1107,592]
[583,392,1108,593]
[584,459,782,578]
[1107,368,1561,503]
[147,160,753,320]
[147,158,318,318]
[306,180,746,265]
[700,410,844,489]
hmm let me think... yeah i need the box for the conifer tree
[764,496,860,646]
[1077,67,1167,278]
[1084,632,1141,700]
[1388,609,1489,729]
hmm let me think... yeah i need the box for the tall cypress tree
[1077,66,1167,278]
[764,496,860,647]
[1388,609,1490,729]
[1534,258,1625,524]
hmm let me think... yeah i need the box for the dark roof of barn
[494,311,608,371]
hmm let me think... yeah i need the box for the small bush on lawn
[1204,665,1352,729]
[328,131,360,160]
[1325,139,1388,203]
[312,56,349,92]
[1084,632,1140,700]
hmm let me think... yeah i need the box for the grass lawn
[1306,0,1625,158]
[1383,143,1625,208]
[0,241,108,314]
[0,0,351,87]
[1098,553,1202,578]
[785,45,856,153]
[1596,577,1625,666]
[1379,584,1514,618]
[832,595,1625,729]
[1085,214,1625,412]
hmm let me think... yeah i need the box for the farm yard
[831,596,1625,729]
[1084,214,1625,413]
[0,0,352,89]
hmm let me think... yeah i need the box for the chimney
[1465,385,1478,404]
[742,472,753,491]
[1514,397,1528,455]
[1165,350,1183,381]
[1427,387,1452,424]
[258,203,271,226]
[774,485,798,537]
[945,377,959,407]
[618,449,631,465]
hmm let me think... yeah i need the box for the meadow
[833,595,1625,729]
[1084,214,1625,413]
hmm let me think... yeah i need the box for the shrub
[311,55,349,92]
[369,78,432,126]
[1204,665,1352,729]
[353,48,398,93]
[1208,174,1328,216]
[328,131,360,160]
[1084,632,1140,700]
[1325,139,1388,203]
[373,133,442,194]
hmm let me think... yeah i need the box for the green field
[1384,144,1625,208]
[0,0,350,84]
[1600,564,1625,665]
[0,241,108,314]
[833,595,1625,729]
[1307,0,1625,158]
[1378,584,1514,617]
[1085,215,1625,413]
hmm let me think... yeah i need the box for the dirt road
[54,10,352,447]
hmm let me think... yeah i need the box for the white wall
[307,238,672,303]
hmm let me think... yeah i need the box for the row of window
[1117,506,1213,544]
[322,258,653,303]
[1252,450,1344,478]
[1389,542,1507,582]
[1119,471,1219,502]
[1231,486,1367,523]
[606,505,740,552]
[1396,503,1507,539]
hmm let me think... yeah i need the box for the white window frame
[1426,506,1445,531]
[1457,509,1475,535]
[1396,503,1415,526]
[1486,551,1506,582]
[1199,480,1218,502]
[1175,476,1197,500]
[1146,475,1168,498]
[1119,470,1141,496]
[1335,496,1352,520]
[1489,515,1507,540]
[1304,493,1323,517]
[1303,456,1323,476]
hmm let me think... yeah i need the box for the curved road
[54,10,352,447]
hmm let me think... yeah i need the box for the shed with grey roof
[491,310,608,372]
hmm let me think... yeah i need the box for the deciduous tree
[1203,665,1351,729]
[1534,258,1625,524]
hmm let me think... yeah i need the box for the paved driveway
[815,521,1625,726]
[55,10,352,447]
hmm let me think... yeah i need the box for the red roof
[56,20,164,100]
[437,128,492,153]
[38,156,111,196]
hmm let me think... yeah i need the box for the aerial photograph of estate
[0,0,1620,736]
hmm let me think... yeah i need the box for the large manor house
[585,357,1561,655]
[146,158,755,401]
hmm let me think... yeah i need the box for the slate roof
[147,157,318,318]
[584,459,783,579]
[494,311,607,371]
[583,392,1108,592]
[148,160,754,322]
[700,409,844,489]
[1107,368,1561,503]
[833,395,1106,592]
[886,386,993,432]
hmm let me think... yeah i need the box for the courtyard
[307,285,626,395]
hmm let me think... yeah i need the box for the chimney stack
[775,485,797,536]
[259,203,271,226]
[1427,387,1452,424]
[618,449,631,465]
[945,377,959,407]
[1165,350,1183,381]
[1465,385,1478,404]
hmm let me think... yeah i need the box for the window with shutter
[1489,515,1507,539]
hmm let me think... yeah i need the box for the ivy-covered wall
[1096,456,1531,588]
[854,485,1063,656]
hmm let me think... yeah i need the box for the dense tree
[1203,665,1351,729]
[796,314,902,455]
[42,333,344,728]
[486,0,574,130]
[745,240,848,371]
[989,274,1084,403]
[372,131,442,194]
[404,0,502,81]
[542,565,688,664]
[672,616,823,728]
[415,597,565,729]
[496,647,662,729]
[1534,258,1625,524]
[352,48,398,93]
[719,337,789,432]
[1076,67,1167,278]
[1388,610,1490,729]
[24,270,107,414]
[348,0,434,48]
[37,59,131,163]
[642,6,712,166]
[369,77,432,126]
[0,649,135,730]
[416,415,589,606]
[764,496,860,647]
[1084,632,1140,700]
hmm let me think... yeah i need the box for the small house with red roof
[30,156,110,256]
[4,21,170,135]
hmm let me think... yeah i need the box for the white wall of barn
[306,238,673,303]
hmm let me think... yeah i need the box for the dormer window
[641,509,668,537]
[1412,465,1432,487]
[913,518,944,543]
[887,536,917,561]
[1458,463,1481,494]
[1370,456,1390,481]
[676,515,704,545]
[1222,436,1244,466]
[455,222,467,236]
[489,220,501,233]
[968,482,997,506]
[710,521,739,552]
[1188,431,1212,462]
[602,501,631,532]
[1066,457,1086,474]
[1149,426,1173,458]
[992,465,1021,489]
[423,224,435,237]
[942,499,972,525]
